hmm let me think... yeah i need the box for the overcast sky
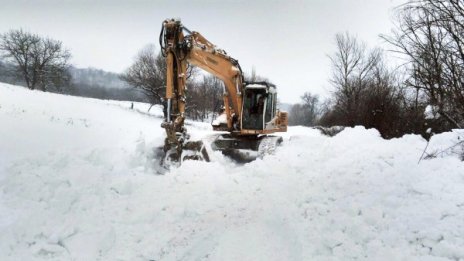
[0,0,406,103]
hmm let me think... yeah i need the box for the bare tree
[0,29,71,91]
[327,32,383,126]
[186,75,223,121]
[289,92,320,126]
[321,32,422,138]
[202,75,223,121]
[120,45,166,105]
[121,44,197,110]
[382,0,464,128]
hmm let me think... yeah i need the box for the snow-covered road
[1,83,463,260]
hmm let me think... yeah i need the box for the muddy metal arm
[160,19,245,140]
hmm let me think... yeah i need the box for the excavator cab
[241,82,277,131]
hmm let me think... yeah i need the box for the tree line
[0,29,71,91]
[119,44,224,121]
[0,29,227,120]
[0,29,148,102]
[290,0,464,139]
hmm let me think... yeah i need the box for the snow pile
[1,83,464,260]
[424,105,440,120]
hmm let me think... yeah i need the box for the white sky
[0,0,406,103]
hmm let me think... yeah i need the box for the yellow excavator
[160,19,288,165]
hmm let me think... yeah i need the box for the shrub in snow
[420,131,464,162]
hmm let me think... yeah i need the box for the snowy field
[1,82,464,260]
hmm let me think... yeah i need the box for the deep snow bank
[1,83,464,260]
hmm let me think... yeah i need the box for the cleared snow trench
[0,83,464,260]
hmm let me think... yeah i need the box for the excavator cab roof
[244,82,276,93]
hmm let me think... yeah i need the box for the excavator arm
[161,19,244,133]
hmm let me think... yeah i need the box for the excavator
[160,19,288,166]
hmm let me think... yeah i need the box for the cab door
[241,89,266,130]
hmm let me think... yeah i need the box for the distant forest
[0,60,148,102]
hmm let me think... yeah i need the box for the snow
[425,104,439,120]
[211,113,227,126]
[1,82,464,260]
[244,83,267,89]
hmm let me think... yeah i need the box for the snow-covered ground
[1,82,463,260]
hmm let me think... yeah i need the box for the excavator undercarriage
[161,132,283,167]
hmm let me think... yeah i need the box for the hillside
[0,83,463,260]
[0,63,147,102]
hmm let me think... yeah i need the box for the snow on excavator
[159,19,288,166]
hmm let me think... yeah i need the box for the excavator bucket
[161,138,210,167]
[159,123,210,168]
